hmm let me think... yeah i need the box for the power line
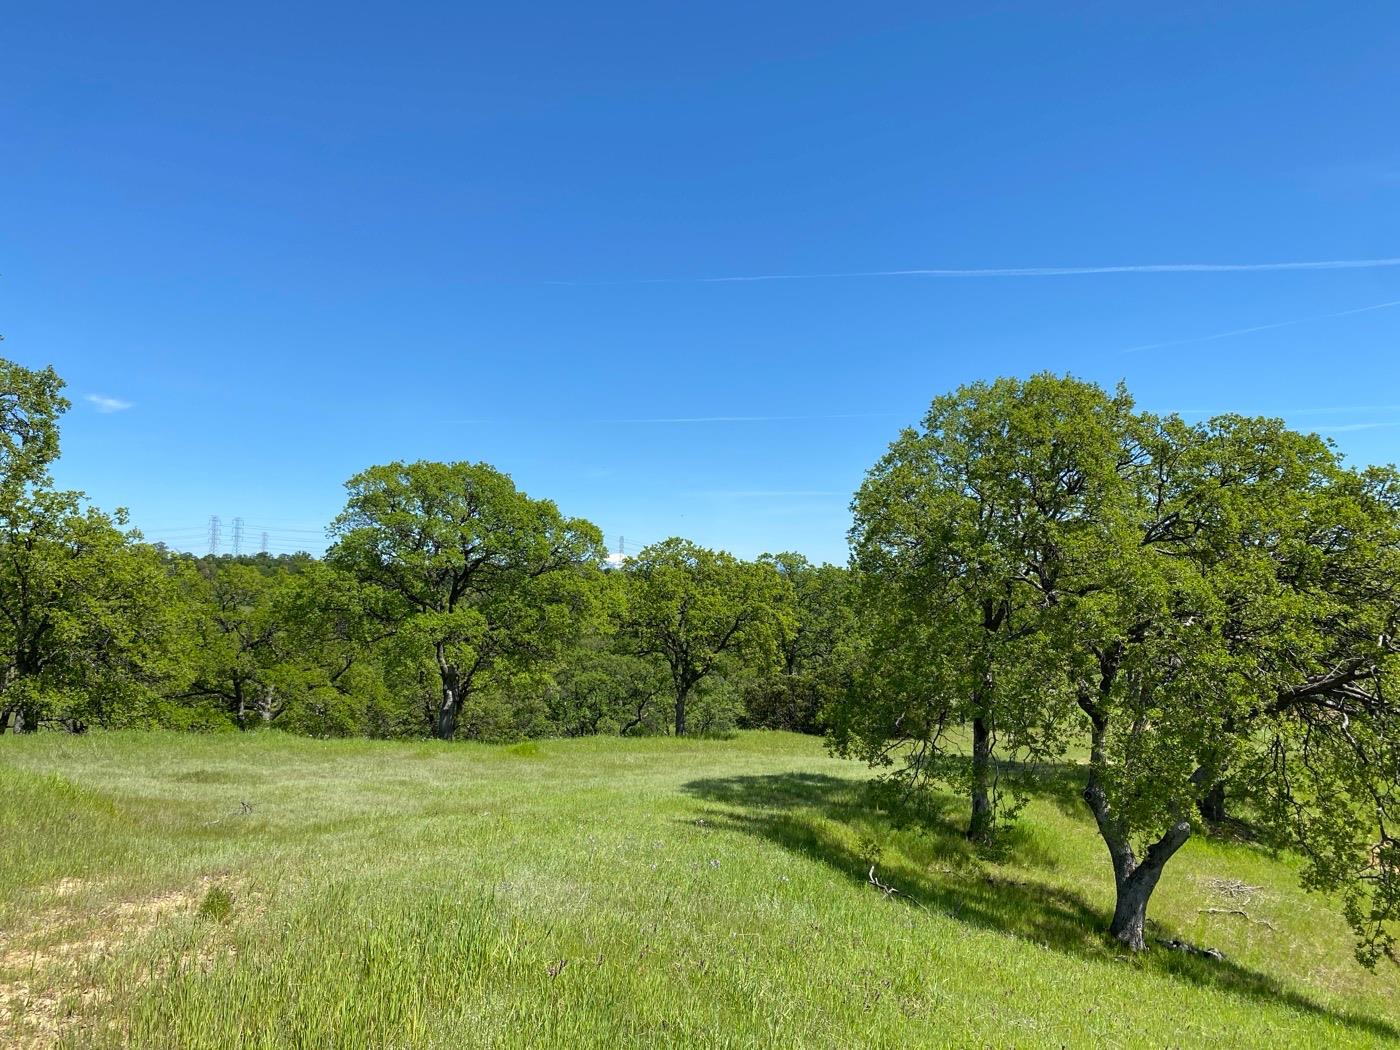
[207,515,221,556]
[232,517,245,556]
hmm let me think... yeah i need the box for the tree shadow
[681,771,1399,1042]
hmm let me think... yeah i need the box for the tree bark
[435,676,461,740]
[674,684,690,737]
[1084,772,1194,950]
[968,715,995,842]
[1077,664,1195,951]
[435,689,459,740]
[1105,820,1191,949]
[432,642,465,741]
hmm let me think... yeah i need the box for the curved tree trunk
[1086,776,1193,950]
[1105,821,1191,949]
[1078,667,1195,951]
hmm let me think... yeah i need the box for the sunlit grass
[1,731,1396,1047]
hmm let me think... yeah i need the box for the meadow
[1,730,1397,1048]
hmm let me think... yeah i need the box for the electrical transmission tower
[260,531,269,555]
[232,517,245,556]
[207,515,221,556]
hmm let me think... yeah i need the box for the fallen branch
[202,800,255,827]
[1160,937,1224,961]
[867,866,930,914]
[1198,907,1277,930]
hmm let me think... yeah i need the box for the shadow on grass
[681,771,1399,1043]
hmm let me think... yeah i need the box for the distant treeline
[0,356,850,743]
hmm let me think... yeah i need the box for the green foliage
[622,538,794,735]
[837,372,1400,962]
[0,355,68,499]
[0,358,189,733]
[837,374,1130,835]
[327,460,606,739]
[172,556,396,736]
[742,554,857,733]
[548,649,669,736]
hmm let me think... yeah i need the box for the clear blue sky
[4,3,1399,563]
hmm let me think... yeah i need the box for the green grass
[1,731,1396,1048]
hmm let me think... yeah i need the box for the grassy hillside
[1,731,1396,1048]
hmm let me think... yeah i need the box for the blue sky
[4,3,1399,563]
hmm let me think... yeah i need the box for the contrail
[554,257,1400,285]
[597,412,894,424]
[453,412,898,425]
[1123,297,1400,355]
[1312,421,1400,433]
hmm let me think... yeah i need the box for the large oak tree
[841,374,1134,840]
[328,460,604,740]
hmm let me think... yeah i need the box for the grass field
[1,730,1397,1048]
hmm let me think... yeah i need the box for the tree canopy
[622,538,793,736]
[834,374,1400,961]
[327,460,606,740]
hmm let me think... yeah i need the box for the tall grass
[1,731,1396,1047]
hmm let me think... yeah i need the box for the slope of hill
[1,731,1396,1048]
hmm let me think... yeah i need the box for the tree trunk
[1105,817,1192,949]
[1197,781,1228,824]
[1087,785,1193,951]
[1080,681,1194,951]
[674,684,690,737]
[0,706,12,734]
[435,684,460,740]
[433,643,464,741]
[1108,848,1170,950]
[968,715,995,842]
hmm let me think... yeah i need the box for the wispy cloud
[86,394,133,413]
[555,257,1400,286]
[1123,298,1400,355]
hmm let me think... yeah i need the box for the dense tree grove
[2,354,1397,965]
[0,357,812,741]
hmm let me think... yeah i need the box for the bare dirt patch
[0,876,225,1048]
